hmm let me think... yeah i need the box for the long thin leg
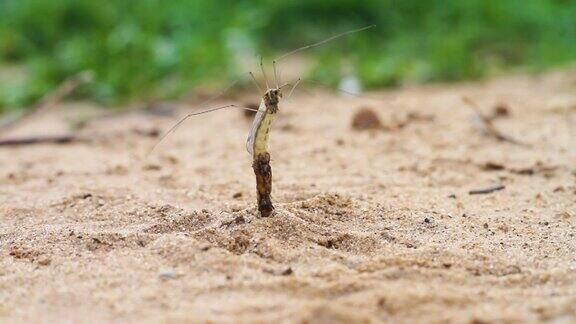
[149,104,258,155]
[259,56,270,90]
[274,25,375,62]
[194,79,240,107]
[303,79,399,102]
[287,78,302,100]
[273,60,280,89]
[249,72,264,94]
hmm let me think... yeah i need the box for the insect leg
[273,60,280,89]
[287,78,302,100]
[259,55,270,90]
[249,72,264,94]
[149,104,258,155]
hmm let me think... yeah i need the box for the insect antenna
[274,25,375,63]
[148,103,258,155]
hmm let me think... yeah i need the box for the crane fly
[151,25,375,217]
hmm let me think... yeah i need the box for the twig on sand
[0,71,93,134]
[461,96,527,146]
[469,184,505,195]
[0,135,88,147]
[0,72,93,148]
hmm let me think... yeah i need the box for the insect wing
[246,101,267,155]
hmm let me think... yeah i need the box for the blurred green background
[1,0,575,112]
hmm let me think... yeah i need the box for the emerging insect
[151,25,375,217]
[245,81,282,216]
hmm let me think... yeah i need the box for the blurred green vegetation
[0,0,575,111]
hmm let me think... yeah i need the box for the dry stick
[0,135,88,147]
[469,184,505,195]
[0,72,93,148]
[461,96,528,146]
[0,71,93,134]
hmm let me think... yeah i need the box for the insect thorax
[264,89,281,113]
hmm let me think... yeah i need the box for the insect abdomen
[246,99,278,157]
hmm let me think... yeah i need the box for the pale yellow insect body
[246,89,280,157]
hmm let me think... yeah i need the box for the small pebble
[37,257,51,266]
[159,269,179,280]
[351,107,382,130]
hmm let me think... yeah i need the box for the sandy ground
[1,70,575,323]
